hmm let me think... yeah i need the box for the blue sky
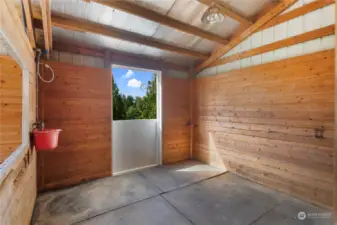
[112,68,155,97]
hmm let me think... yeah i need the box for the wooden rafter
[208,25,335,67]
[88,0,229,45]
[40,0,52,58]
[32,9,209,59]
[195,0,298,72]
[52,42,190,72]
[197,0,253,27]
[22,0,36,48]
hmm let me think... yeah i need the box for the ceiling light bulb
[201,6,224,24]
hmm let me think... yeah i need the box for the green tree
[112,79,125,120]
[112,74,156,120]
[139,75,156,119]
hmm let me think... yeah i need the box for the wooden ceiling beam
[39,0,52,58]
[31,9,209,60]
[88,0,229,45]
[22,0,36,48]
[52,42,190,72]
[197,0,253,27]
[195,0,298,72]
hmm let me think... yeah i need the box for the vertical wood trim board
[38,60,112,191]
[162,75,190,164]
[194,50,334,209]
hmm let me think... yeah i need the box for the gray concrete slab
[78,196,193,225]
[32,161,333,225]
[251,198,333,225]
[139,160,225,193]
[32,172,160,225]
[162,173,333,225]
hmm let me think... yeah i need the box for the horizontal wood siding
[0,149,36,225]
[162,76,190,164]
[38,61,112,191]
[194,50,334,209]
[0,56,22,163]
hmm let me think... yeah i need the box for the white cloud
[123,70,134,78]
[127,79,142,88]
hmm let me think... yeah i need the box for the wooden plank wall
[193,50,334,209]
[0,1,37,224]
[49,50,191,165]
[0,56,22,163]
[0,150,36,225]
[0,55,37,225]
[37,60,112,191]
[162,75,190,164]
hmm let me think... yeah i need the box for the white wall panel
[282,0,303,14]
[240,57,251,68]
[198,66,216,77]
[241,38,251,52]
[262,27,275,63]
[274,23,288,41]
[197,3,335,77]
[251,31,263,48]
[231,60,241,70]
[304,10,321,32]
[0,37,9,55]
[113,120,158,174]
[59,52,73,64]
[322,4,335,26]
[217,63,229,74]
[322,35,335,49]
[166,69,188,79]
[51,50,105,68]
[240,38,252,68]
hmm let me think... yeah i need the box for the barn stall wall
[37,60,112,191]
[162,75,191,164]
[194,1,335,209]
[37,51,191,190]
[0,38,37,224]
[0,56,22,163]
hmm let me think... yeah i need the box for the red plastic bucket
[33,129,62,151]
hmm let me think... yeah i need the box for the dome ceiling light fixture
[201,4,225,24]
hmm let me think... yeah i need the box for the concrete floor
[32,160,333,225]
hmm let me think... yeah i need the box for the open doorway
[111,65,162,175]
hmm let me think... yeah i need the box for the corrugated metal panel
[32,0,273,66]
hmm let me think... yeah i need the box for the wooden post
[104,49,111,69]
[188,66,195,159]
